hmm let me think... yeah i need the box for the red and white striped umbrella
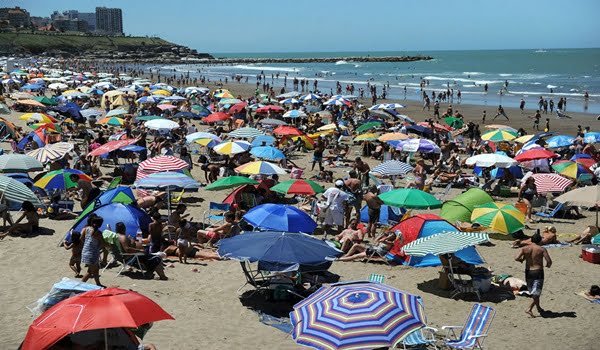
[530,173,573,194]
[136,156,189,181]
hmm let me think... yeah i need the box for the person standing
[321,180,349,238]
[493,105,509,121]
[365,186,384,238]
[353,157,371,188]
[80,216,105,287]
[311,138,325,172]
[515,233,552,317]
[344,171,363,227]
[519,99,525,113]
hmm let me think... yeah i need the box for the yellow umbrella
[353,133,379,142]
[317,123,347,131]
[481,129,517,142]
[152,89,172,96]
[514,134,535,144]
[379,132,409,142]
[308,130,334,139]
[194,138,219,147]
[61,89,79,95]
[471,202,525,234]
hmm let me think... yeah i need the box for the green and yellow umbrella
[353,133,379,142]
[551,160,593,180]
[481,129,518,142]
[98,116,125,126]
[471,202,525,234]
[356,121,383,133]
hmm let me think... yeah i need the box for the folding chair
[203,202,230,228]
[401,298,438,349]
[447,260,481,301]
[436,183,452,201]
[534,202,566,221]
[442,303,496,350]
[237,261,276,296]
[368,273,385,283]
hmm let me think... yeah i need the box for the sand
[1,83,600,350]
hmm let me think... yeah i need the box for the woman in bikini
[0,201,39,239]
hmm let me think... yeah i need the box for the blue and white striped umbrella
[186,132,221,144]
[283,110,307,119]
[133,171,200,191]
[228,127,264,139]
[280,98,300,104]
[392,139,440,153]
[546,135,575,149]
[371,160,414,176]
[136,96,158,104]
[184,86,210,95]
[323,97,350,106]
[369,103,406,110]
[250,146,286,160]
[301,93,322,101]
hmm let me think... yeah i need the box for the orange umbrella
[15,99,46,108]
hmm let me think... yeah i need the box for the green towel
[102,230,119,245]
[369,274,385,283]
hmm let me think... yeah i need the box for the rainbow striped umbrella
[481,129,518,142]
[353,133,379,142]
[235,161,286,175]
[98,116,124,126]
[551,160,593,180]
[290,281,426,350]
[34,169,92,190]
[270,179,325,195]
[471,202,525,234]
[194,138,219,148]
[213,140,251,155]
[19,113,57,124]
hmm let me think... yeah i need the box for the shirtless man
[364,186,384,238]
[197,212,235,247]
[353,157,371,188]
[201,163,220,183]
[515,233,552,317]
[333,218,364,252]
[344,171,363,226]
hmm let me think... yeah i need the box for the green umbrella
[402,231,489,257]
[33,96,58,106]
[355,121,383,133]
[378,188,442,209]
[204,176,259,191]
[443,117,464,129]
[136,115,166,122]
[271,179,325,195]
[471,202,525,234]
[0,175,41,205]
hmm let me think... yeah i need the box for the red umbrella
[229,101,248,114]
[273,125,303,136]
[514,149,559,162]
[21,288,174,350]
[136,155,189,181]
[157,104,177,110]
[256,105,284,114]
[204,112,230,123]
[88,139,138,157]
[530,173,573,194]
[417,121,452,132]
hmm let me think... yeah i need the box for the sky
[7,0,600,53]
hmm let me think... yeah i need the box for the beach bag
[290,167,304,179]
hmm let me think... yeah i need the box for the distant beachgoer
[80,216,105,287]
[493,105,509,121]
[63,231,83,278]
[515,232,552,317]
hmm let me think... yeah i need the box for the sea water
[154,48,600,114]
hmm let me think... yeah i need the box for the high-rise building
[95,7,122,35]
[50,10,95,32]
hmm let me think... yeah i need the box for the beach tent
[359,204,403,226]
[79,186,137,219]
[17,130,46,150]
[387,214,484,267]
[440,188,493,223]
[70,203,150,240]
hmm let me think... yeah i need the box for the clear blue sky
[7,0,600,53]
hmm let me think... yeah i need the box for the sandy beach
[1,80,600,350]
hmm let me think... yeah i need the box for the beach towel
[543,242,572,249]
[576,291,600,304]
[256,311,293,333]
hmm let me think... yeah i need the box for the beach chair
[447,259,481,301]
[103,238,147,277]
[104,176,122,190]
[534,202,566,221]
[237,261,276,296]
[401,298,438,349]
[203,202,230,228]
[170,189,185,206]
[368,273,385,283]
[435,183,452,201]
[441,303,495,350]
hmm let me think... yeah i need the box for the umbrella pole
[104,329,108,350]
[596,205,598,228]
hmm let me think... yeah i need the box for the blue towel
[257,312,293,334]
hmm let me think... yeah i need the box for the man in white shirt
[321,180,349,238]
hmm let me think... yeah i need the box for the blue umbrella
[242,203,317,233]
[474,165,523,179]
[137,96,158,104]
[546,135,575,149]
[173,111,201,119]
[20,84,44,91]
[584,132,600,143]
[71,203,151,239]
[218,231,342,272]
[251,135,276,147]
[134,171,200,192]
[250,146,285,160]
[360,205,403,226]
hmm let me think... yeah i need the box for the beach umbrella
[136,156,189,181]
[356,121,383,133]
[152,89,172,96]
[228,101,248,114]
[0,154,43,173]
[443,116,464,129]
[371,160,414,176]
[584,132,600,144]
[283,110,307,119]
[317,123,348,132]
[271,179,325,196]
[471,202,524,234]
[185,131,221,144]
[417,121,452,133]
[283,135,316,150]
[26,142,73,163]
[34,169,91,190]
[280,98,300,104]
[213,140,251,155]
[379,132,409,142]
[256,105,285,114]
[301,93,321,101]
[402,231,489,256]
[164,95,186,102]
[290,281,425,350]
[136,115,166,122]
[21,288,174,350]
[204,176,259,191]
[228,127,264,139]
[194,138,219,148]
[0,175,41,205]
[214,91,234,98]
[251,135,276,147]
[185,86,209,95]
[144,119,179,130]
[277,91,302,98]
[323,97,351,106]
[514,149,558,162]
[235,161,286,175]
[243,203,317,233]
[530,173,573,194]
[551,160,593,180]
[28,122,61,133]
[136,96,159,104]
[260,118,287,126]
[353,133,380,142]
[80,109,103,120]
[77,186,138,225]
[157,104,177,111]
[546,135,575,149]
[369,103,406,110]
[218,231,342,272]
[134,171,200,191]
[481,129,518,142]
[19,113,57,123]
[33,96,58,106]
[465,153,518,168]
[2,78,21,84]
[173,111,201,119]
[484,124,517,132]
[570,154,596,169]
[191,104,211,116]
[555,185,600,225]
[72,203,151,240]
[514,134,535,144]
[392,139,440,153]
[88,139,138,157]
[379,189,442,209]
[273,125,303,136]
[97,116,124,126]
[204,112,230,123]
[105,108,128,117]
[250,146,285,160]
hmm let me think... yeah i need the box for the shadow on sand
[417,278,516,303]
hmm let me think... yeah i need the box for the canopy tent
[439,188,493,223]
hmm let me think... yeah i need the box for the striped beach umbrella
[0,154,43,173]
[530,173,573,194]
[280,98,300,104]
[204,176,259,191]
[371,160,414,176]
[0,175,41,205]
[471,202,524,234]
[136,156,189,181]
[283,110,307,119]
[271,179,325,195]
[19,113,57,123]
[481,129,518,142]
[228,127,264,139]
[26,142,73,163]
[98,116,124,126]
[290,281,426,350]
[301,93,321,101]
[402,231,490,256]
[353,133,379,142]
[34,169,92,190]
[369,103,406,110]
[250,146,285,160]
[213,140,252,155]
[379,189,442,209]
[235,161,286,175]
[551,160,593,180]
[134,171,200,191]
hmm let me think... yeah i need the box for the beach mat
[256,311,293,334]
[544,243,572,249]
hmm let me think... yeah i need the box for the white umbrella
[48,83,68,90]
[555,185,600,226]
[465,153,518,168]
[213,140,252,155]
[105,108,128,117]
[283,110,307,119]
[144,119,180,130]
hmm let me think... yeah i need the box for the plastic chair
[401,298,438,349]
[203,202,230,228]
[534,202,566,221]
[442,303,495,350]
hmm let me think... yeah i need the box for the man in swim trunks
[197,212,235,248]
[515,233,552,317]
[364,186,384,238]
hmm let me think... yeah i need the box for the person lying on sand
[513,226,559,248]
[568,225,599,245]
[163,244,221,261]
[584,285,600,301]
[337,231,397,262]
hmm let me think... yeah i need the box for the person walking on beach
[493,105,509,121]
[519,99,525,113]
[481,110,486,124]
[515,232,552,317]
[80,216,105,287]
[532,110,541,130]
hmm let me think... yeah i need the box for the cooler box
[582,245,600,264]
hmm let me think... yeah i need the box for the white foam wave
[423,75,503,85]
[206,64,301,72]
[335,60,349,65]
[546,85,558,89]
[499,74,513,77]
[463,72,484,75]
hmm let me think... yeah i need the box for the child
[0,201,39,239]
[481,110,486,124]
[176,219,191,264]
[64,232,83,277]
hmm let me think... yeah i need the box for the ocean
[155,48,600,114]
